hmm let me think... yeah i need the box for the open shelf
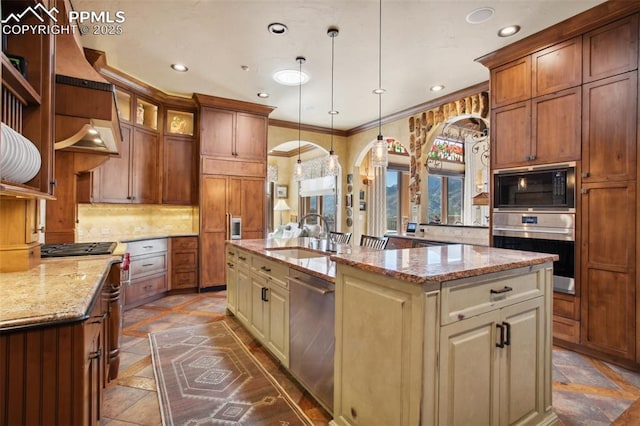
[166,110,194,136]
[0,180,55,200]
[1,52,41,106]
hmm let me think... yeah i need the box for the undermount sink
[267,247,328,259]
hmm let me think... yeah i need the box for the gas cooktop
[40,242,117,258]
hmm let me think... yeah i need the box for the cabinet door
[235,112,267,161]
[531,87,581,164]
[250,274,268,341]
[201,175,228,233]
[336,275,417,426]
[236,265,252,325]
[96,125,132,203]
[582,71,637,183]
[241,178,265,235]
[491,101,531,169]
[226,259,237,314]
[131,128,159,204]
[532,37,582,97]
[499,297,544,426]
[491,56,531,108]
[439,310,500,426]
[267,283,289,365]
[199,232,226,289]
[200,107,235,157]
[581,182,636,360]
[583,15,639,83]
[163,136,194,205]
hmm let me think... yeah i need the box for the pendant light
[370,0,388,168]
[294,56,305,182]
[326,27,340,177]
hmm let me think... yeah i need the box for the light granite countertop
[229,238,337,281]
[331,244,557,288]
[229,238,557,288]
[0,254,122,330]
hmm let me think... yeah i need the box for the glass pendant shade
[294,159,304,181]
[371,135,388,168]
[326,150,339,176]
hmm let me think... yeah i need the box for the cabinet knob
[581,172,590,178]
[350,407,358,419]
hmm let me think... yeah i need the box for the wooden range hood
[54,11,122,157]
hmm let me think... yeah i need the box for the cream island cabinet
[331,245,557,426]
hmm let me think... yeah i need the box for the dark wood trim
[476,0,640,69]
[193,93,275,116]
[268,118,349,137]
[268,144,319,158]
[346,81,489,136]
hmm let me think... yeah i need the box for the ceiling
[74,0,606,131]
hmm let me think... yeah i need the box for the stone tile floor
[102,292,640,425]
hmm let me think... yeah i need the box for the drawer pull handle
[142,263,154,267]
[260,266,271,272]
[496,323,505,348]
[143,245,154,249]
[239,256,247,261]
[503,322,511,346]
[89,348,102,360]
[228,251,234,256]
[490,286,513,295]
[227,262,234,268]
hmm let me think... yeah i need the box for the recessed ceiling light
[268,23,288,35]
[257,92,269,98]
[498,25,521,37]
[465,7,494,24]
[171,63,188,72]
[430,85,445,92]
[273,69,310,86]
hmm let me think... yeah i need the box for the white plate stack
[1,122,41,184]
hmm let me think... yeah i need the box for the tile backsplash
[76,204,198,242]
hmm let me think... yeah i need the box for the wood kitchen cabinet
[490,37,582,169]
[163,135,195,205]
[491,84,581,169]
[200,175,265,289]
[87,124,160,204]
[581,182,636,362]
[582,71,637,184]
[169,236,198,291]
[199,107,267,161]
[583,15,639,84]
[0,262,123,425]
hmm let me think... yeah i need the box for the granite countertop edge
[0,255,123,330]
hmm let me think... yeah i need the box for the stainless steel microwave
[494,164,576,211]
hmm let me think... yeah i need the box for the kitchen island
[226,239,558,425]
[0,254,125,425]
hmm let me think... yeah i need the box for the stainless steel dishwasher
[287,270,335,413]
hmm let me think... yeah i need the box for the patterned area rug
[149,321,313,425]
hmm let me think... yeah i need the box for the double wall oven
[492,163,576,294]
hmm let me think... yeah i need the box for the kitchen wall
[76,204,198,242]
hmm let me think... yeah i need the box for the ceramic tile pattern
[103,292,640,425]
[77,204,198,242]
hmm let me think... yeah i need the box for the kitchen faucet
[298,213,334,252]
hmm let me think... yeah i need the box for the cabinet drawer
[226,246,237,262]
[126,273,167,305]
[172,236,198,250]
[131,252,167,277]
[236,250,251,266]
[252,255,288,288]
[441,270,544,325]
[172,271,197,289]
[172,251,197,269]
[127,238,167,256]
